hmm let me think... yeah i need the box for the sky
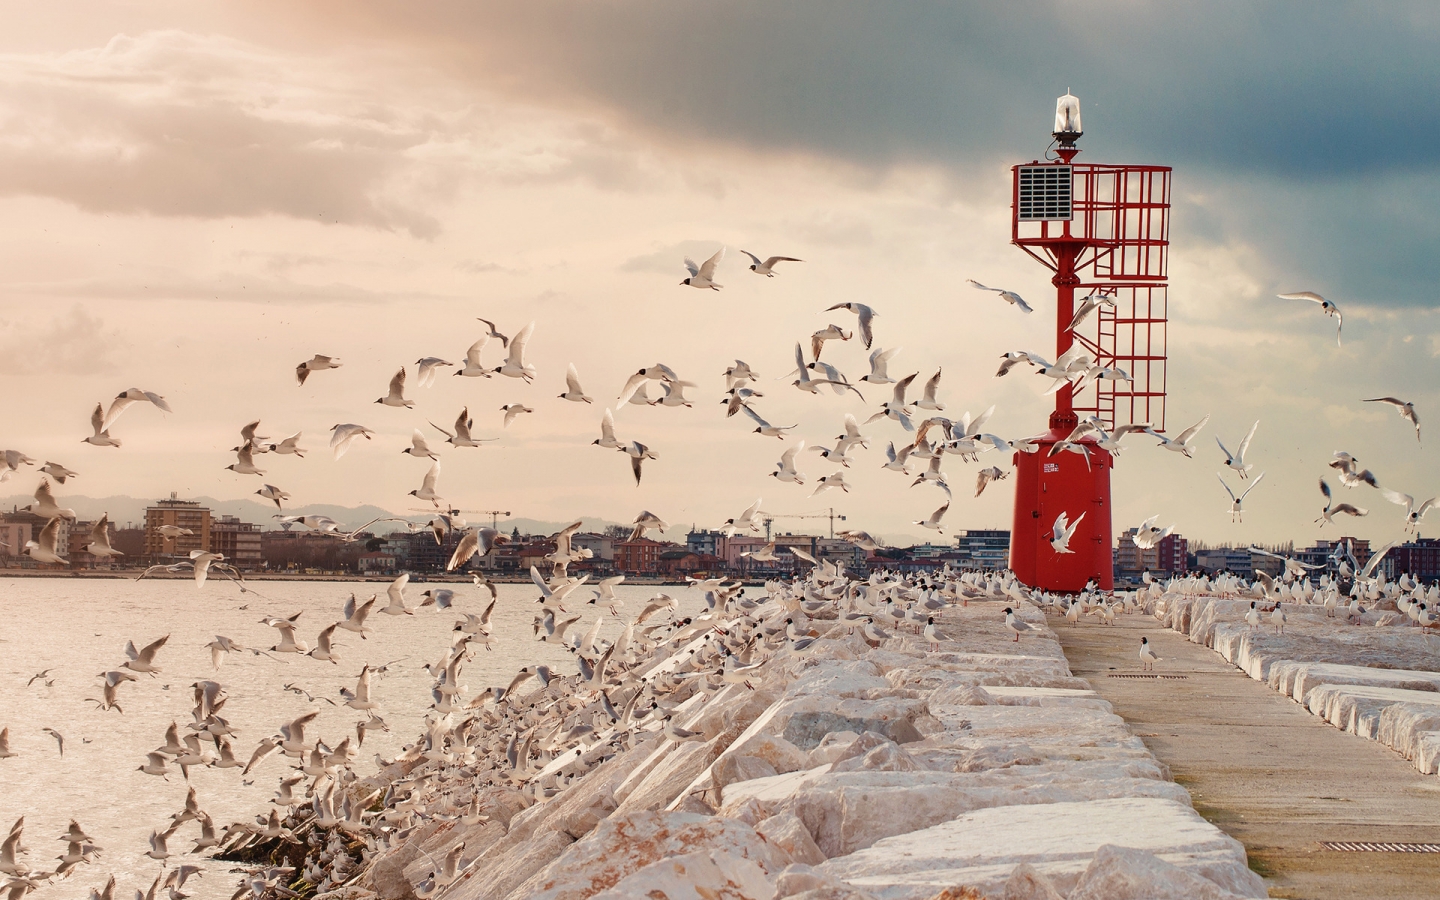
[0,2,1437,547]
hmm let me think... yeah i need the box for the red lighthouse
[1007,93,1171,593]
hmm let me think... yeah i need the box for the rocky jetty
[1159,588,1440,776]
[225,575,1265,900]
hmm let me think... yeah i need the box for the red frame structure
[1007,148,1171,592]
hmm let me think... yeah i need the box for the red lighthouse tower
[1008,94,1171,593]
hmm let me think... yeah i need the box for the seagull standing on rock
[1004,607,1034,643]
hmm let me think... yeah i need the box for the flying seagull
[1278,291,1342,346]
[1365,397,1420,444]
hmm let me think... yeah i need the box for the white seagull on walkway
[1139,637,1160,671]
[1004,607,1034,642]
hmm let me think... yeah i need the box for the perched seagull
[916,369,945,411]
[826,302,878,348]
[414,357,454,387]
[1317,479,1368,526]
[295,355,341,385]
[375,368,414,408]
[1216,421,1259,479]
[810,324,852,361]
[431,407,495,449]
[628,511,668,542]
[741,250,801,276]
[967,279,1033,314]
[85,515,123,558]
[1004,607,1034,643]
[619,441,658,486]
[1217,471,1266,523]
[743,405,797,439]
[102,388,172,430]
[1049,511,1085,554]
[560,364,593,403]
[770,441,806,484]
[39,461,78,484]
[1245,602,1262,630]
[1131,515,1175,549]
[592,408,624,450]
[500,404,533,428]
[975,466,1008,497]
[680,248,725,290]
[83,403,122,447]
[1381,487,1437,532]
[225,444,265,477]
[923,617,951,651]
[1149,414,1210,458]
[24,519,66,565]
[493,321,536,381]
[1139,637,1160,671]
[1279,291,1342,346]
[1270,602,1287,634]
[329,424,374,460]
[859,346,900,385]
[1365,397,1421,444]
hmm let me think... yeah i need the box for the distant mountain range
[0,492,627,537]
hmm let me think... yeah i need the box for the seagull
[1049,511,1085,554]
[447,527,508,571]
[375,368,414,408]
[742,542,778,562]
[560,364,593,403]
[1139,637,1159,671]
[41,727,63,757]
[1270,601,1287,634]
[914,499,949,533]
[225,444,265,476]
[628,511,668,542]
[329,424,374,460]
[1067,291,1117,332]
[743,405,796,439]
[811,471,849,497]
[680,248,724,290]
[122,635,169,675]
[1004,607,1034,642]
[431,407,495,449]
[455,336,494,378]
[882,441,914,474]
[82,403,121,447]
[923,617,951,651]
[916,369,945,411]
[652,381,694,407]
[721,498,764,537]
[204,635,246,670]
[1216,421,1259,479]
[24,518,67,565]
[295,355,341,385]
[770,441,806,484]
[38,461,77,483]
[1149,414,1210,458]
[592,408,623,450]
[859,346,900,385]
[1365,397,1421,444]
[810,325,852,361]
[865,373,916,431]
[1316,479,1368,526]
[826,302,878,348]
[403,429,440,459]
[476,317,509,347]
[415,357,454,387]
[493,321,536,381]
[967,279,1033,314]
[156,524,193,539]
[975,466,1008,497]
[1217,471,1266,522]
[500,404,533,428]
[238,420,269,450]
[741,250,801,276]
[1381,487,1437,531]
[995,350,1048,378]
[1245,602,1262,630]
[1329,451,1380,489]
[308,624,341,664]
[1131,515,1174,549]
[102,388,172,430]
[85,515,123,557]
[337,595,375,639]
[619,441,658,485]
[1278,291,1342,346]
[268,432,306,456]
[408,460,443,507]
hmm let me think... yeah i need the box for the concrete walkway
[1055,612,1440,900]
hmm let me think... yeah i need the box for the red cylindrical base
[1009,414,1114,593]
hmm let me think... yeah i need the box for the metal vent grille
[1017,165,1072,221]
[1319,841,1440,853]
[1108,673,1189,680]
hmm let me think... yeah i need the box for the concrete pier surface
[1057,613,1440,900]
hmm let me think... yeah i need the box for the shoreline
[0,570,747,586]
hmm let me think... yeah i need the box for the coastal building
[144,494,210,560]
[210,515,263,570]
[572,532,615,562]
[954,529,1011,570]
[1115,530,1188,581]
[686,528,724,557]
[1388,536,1440,582]
[1193,547,1254,575]
[0,509,71,565]
[615,537,676,574]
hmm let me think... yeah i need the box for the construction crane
[762,508,846,540]
[407,508,512,529]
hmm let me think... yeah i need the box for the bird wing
[698,248,725,279]
[1176,414,1210,445]
[967,279,997,293]
[779,441,802,467]
[617,372,649,406]
[922,369,942,401]
[683,256,700,277]
[765,256,800,267]
[1238,470,1266,500]
[1215,472,1238,502]
[465,336,489,367]
[1278,291,1327,304]
[1011,293,1034,313]
[892,373,917,405]
[740,249,762,267]
[1319,478,1332,502]
[600,408,617,443]
[420,460,440,494]
[1365,397,1406,409]
[1382,488,1414,512]
[507,321,535,366]
[1237,420,1259,458]
[477,317,509,346]
[566,363,584,394]
[101,396,137,431]
[388,367,407,398]
[742,405,771,428]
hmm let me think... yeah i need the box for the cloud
[0,305,119,375]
